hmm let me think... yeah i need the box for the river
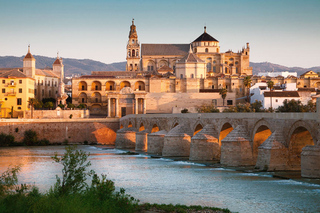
[0,146,319,213]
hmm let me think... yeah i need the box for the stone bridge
[115,103,320,178]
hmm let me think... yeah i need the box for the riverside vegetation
[0,146,230,213]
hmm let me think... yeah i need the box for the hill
[0,55,319,77]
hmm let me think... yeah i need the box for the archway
[151,124,159,133]
[79,92,87,103]
[134,81,145,91]
[139,123,145,132]
[252,125,272,162]
[288,126,314,170]
[193,124,203,136]
[106,81,116,91]
[219,123,233,144]
[79,81,87,91]
[91,81,102,91]
[128,122,133,128]
[120,81,131,90]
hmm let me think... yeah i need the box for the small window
[227,100,233,105]
[212,99,217,106]
[82,98,85,103]
[48,81,50,86]
[205,48,208,53]
[5,98,7,101]
[212,85,214,89]
[276,99,278,102]
[232,83,234,86]
[110,85,113,90]
[19,80,22,84]
[2,88,5,93]
[180,74,183,79]
[19,88,22,93]
[42,90,44,96]
[49,90,51,96]
[35,89,37,96]
[82,85,85,90]
[194,48,197,53]
[17,98,22,105]
[191,74,194,78]
[18,107,21,110]
[2,80,5,84]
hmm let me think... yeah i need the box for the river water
[0,145,319,213]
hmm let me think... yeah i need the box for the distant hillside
[0,55,126,77]
[250,62,320,76]
[0,55,319,77]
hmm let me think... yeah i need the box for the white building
[258,71,297,78]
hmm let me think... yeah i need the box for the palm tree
[243,76,252,103]
[28,98,37,119]
[267,80,274,109]
[219,88,228,106]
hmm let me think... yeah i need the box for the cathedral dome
[193,27,218,42]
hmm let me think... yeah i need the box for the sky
[0,0,319,68]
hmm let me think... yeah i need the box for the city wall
[24,109,90,119]
[0,118,119,144]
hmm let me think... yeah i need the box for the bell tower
[126,19,140,72]
[23,45,36,78]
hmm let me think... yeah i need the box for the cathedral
[126,19,252,77]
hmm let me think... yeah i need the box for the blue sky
[0,0,319,68]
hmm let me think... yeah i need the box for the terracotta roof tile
[264,91,299,97]
[141,44,189,56]
[0,69,27,78]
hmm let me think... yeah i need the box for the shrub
[23,130,38,146]
[83,140,88,145]
[77,104,86,109]
[37,139,50,146]
[67,103,75,109]
[196,104,219,113]
[0,133,15,147]
[181,108,189,113]
[58,104,65,109]
[62,139,69,145]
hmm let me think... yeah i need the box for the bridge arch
[139,123,145,132]
[120,124,123,129]
[193,124,203,136]
[287,120,315,170]
[128,121,133,128]
[151,124,160,133]
[219,122,234,145]
[252,125,272,163]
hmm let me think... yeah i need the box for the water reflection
[0,146,319,213]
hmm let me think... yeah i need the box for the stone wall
[0,118,119,145]
[24,109,90,119]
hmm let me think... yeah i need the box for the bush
[37,139,50,146]
[196,104,219,113]
[67,103,75,109]
[58,104,65,109]
[77,104,86,109]
[83,140,88,145]
[0,133,15,147]
[181,108,189,113]
[62,139,69,145]
[23,130,37,146]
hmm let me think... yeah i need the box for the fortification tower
[126,19,140,72]
[23,45,36,78]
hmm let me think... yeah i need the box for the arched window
[191,74,194,78]
[180,74,183,79]
[136,50,139,57]
[194,48,197,53]
[205,48,208,53]
[132,50,135,57]
[225,67,228,73]
[132,39,134,44]
[128,51,131,57]
[206,62,212,72]
[213,67,216,73]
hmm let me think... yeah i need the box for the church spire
[129,18,137,38]
[28,44,31,53]
[204,26,206,33]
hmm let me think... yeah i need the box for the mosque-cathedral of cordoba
[72,20,320,117]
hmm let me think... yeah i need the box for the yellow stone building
[0,70,35,117]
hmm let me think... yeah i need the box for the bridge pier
[190,124,220,161]
[162,124,192,157]
[255,130,288,171]
[220,125,253,166]
[135,129,150,151]
[115,127,138,149]
[147,130,167,155]
[301,145,320,178]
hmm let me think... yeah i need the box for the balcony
[7,92,16,96]
[7,82,16,87]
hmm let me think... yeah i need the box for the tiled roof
[0,69,27,78]
[264,91,299,97]
[35,69,60,78]
[300,70,316,76]
[178,51,204,63]
[193,32,218,42]
[141,44,189,56]
[24,52,35,59]
[158,65,173,72]
[297,88,316,92]
[53,58,62,65]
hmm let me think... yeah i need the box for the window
[194,48,197,53]
[19,88,22,93]
[205,48,208,53]
[2,80,5,84]
[18,107,21,110]
[95,98,98,103]
[19,80,22,84]
[2,89,5,93]
[206,63,211,72]
[82,98,85,103]
[10,80,14,85]
[49,91,51,96]
[95,85,98,90]
[227,100,233,105]
[225,61,228,64]
[110,85,113,90]
[236,68,239,73]
[139,85,142,90]
[225,67,228,73]
[132,50,135,57]
[212,99,217,106]
[180,74,183,79]
[82,85,85,90]
[132,39,134,44]
[48,81,50,86]
[276,99,278,102]
[35,89,37,96]
[17,98,22,105]
[147,65,154,71]
[42,90,44,96]
[212,85,214,89]
[213,67,216,73]
[191,74,194,78]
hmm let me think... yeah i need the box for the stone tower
[52,52,64,82]
[23,45,36,78]
[126,19,140,72]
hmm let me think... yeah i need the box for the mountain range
[0,55,319,77]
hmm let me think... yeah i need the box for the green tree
[77,104,86,109]
[251,100,264,112]
[219,88,227,106]
[44,101,54,109]
[67,103,75,109]
[51,146,94,195]
[243,76,252,103]
[267,80,274,109]
[27,98,38,119]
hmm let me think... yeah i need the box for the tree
[44,101,54,109]
[51,146,94,195]
[243,76,252,103]
[267,80,274,109]
[28,98,38,119]
[219,88,227,106]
